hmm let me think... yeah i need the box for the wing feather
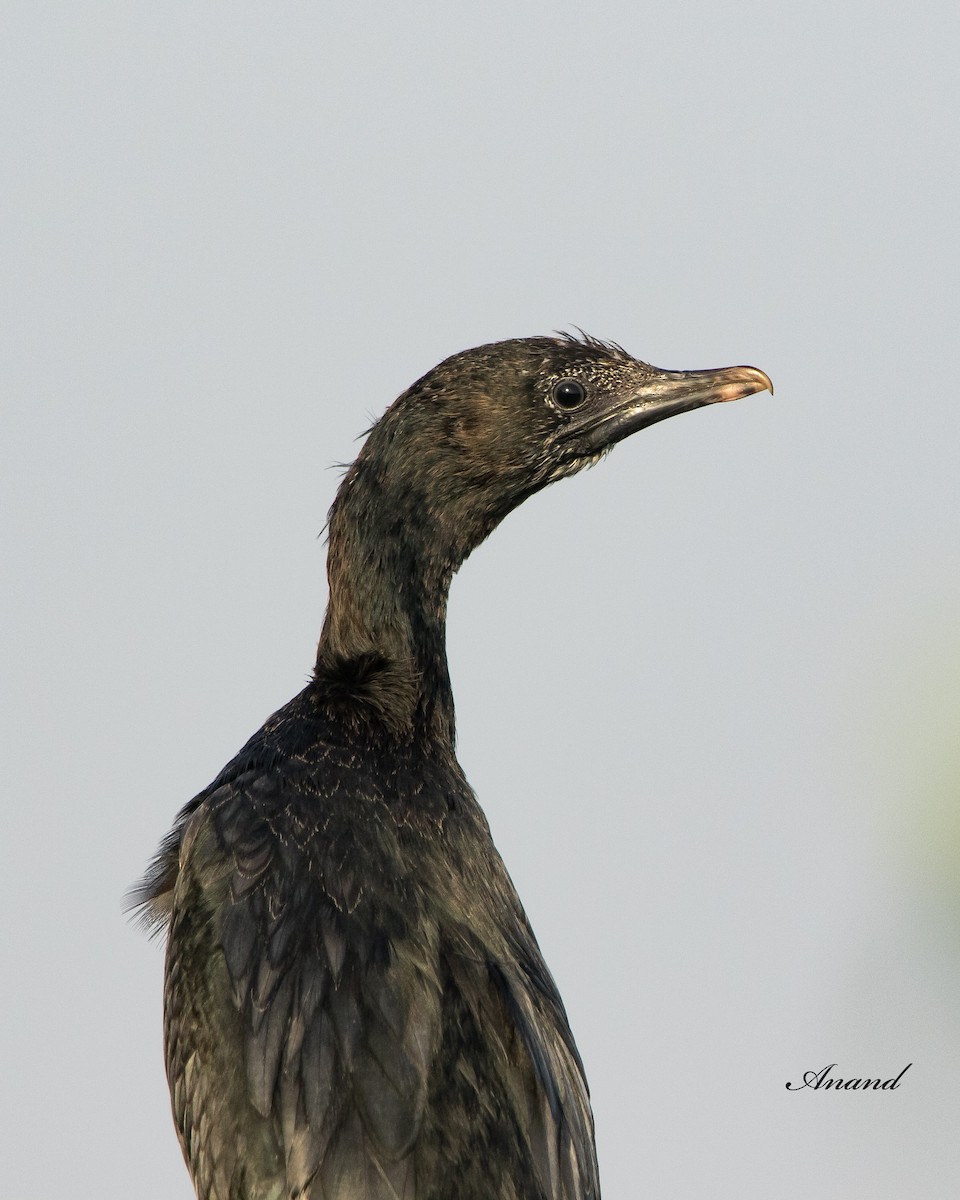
[137,721,598,1200]
[144,762,445,1199]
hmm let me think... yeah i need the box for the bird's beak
[577,364,774,453]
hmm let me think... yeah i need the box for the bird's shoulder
[132,683,471,928]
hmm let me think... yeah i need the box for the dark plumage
[133,334,771,1200]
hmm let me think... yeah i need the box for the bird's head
[337,333,773,571]
[320,333,771,729]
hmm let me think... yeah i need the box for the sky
[3,2,960,1196]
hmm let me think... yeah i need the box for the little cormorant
[133,333,772,1200]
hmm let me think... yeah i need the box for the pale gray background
[3,1,959,1196]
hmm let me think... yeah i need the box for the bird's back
[141,683,599,1200]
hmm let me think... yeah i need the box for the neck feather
[314,457,459,743]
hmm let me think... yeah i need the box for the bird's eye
[552,379,587,410]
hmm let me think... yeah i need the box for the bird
[132,333,772,1200]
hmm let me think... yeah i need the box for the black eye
[552,378,587,410]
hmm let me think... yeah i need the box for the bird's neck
[314,463,460,744]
